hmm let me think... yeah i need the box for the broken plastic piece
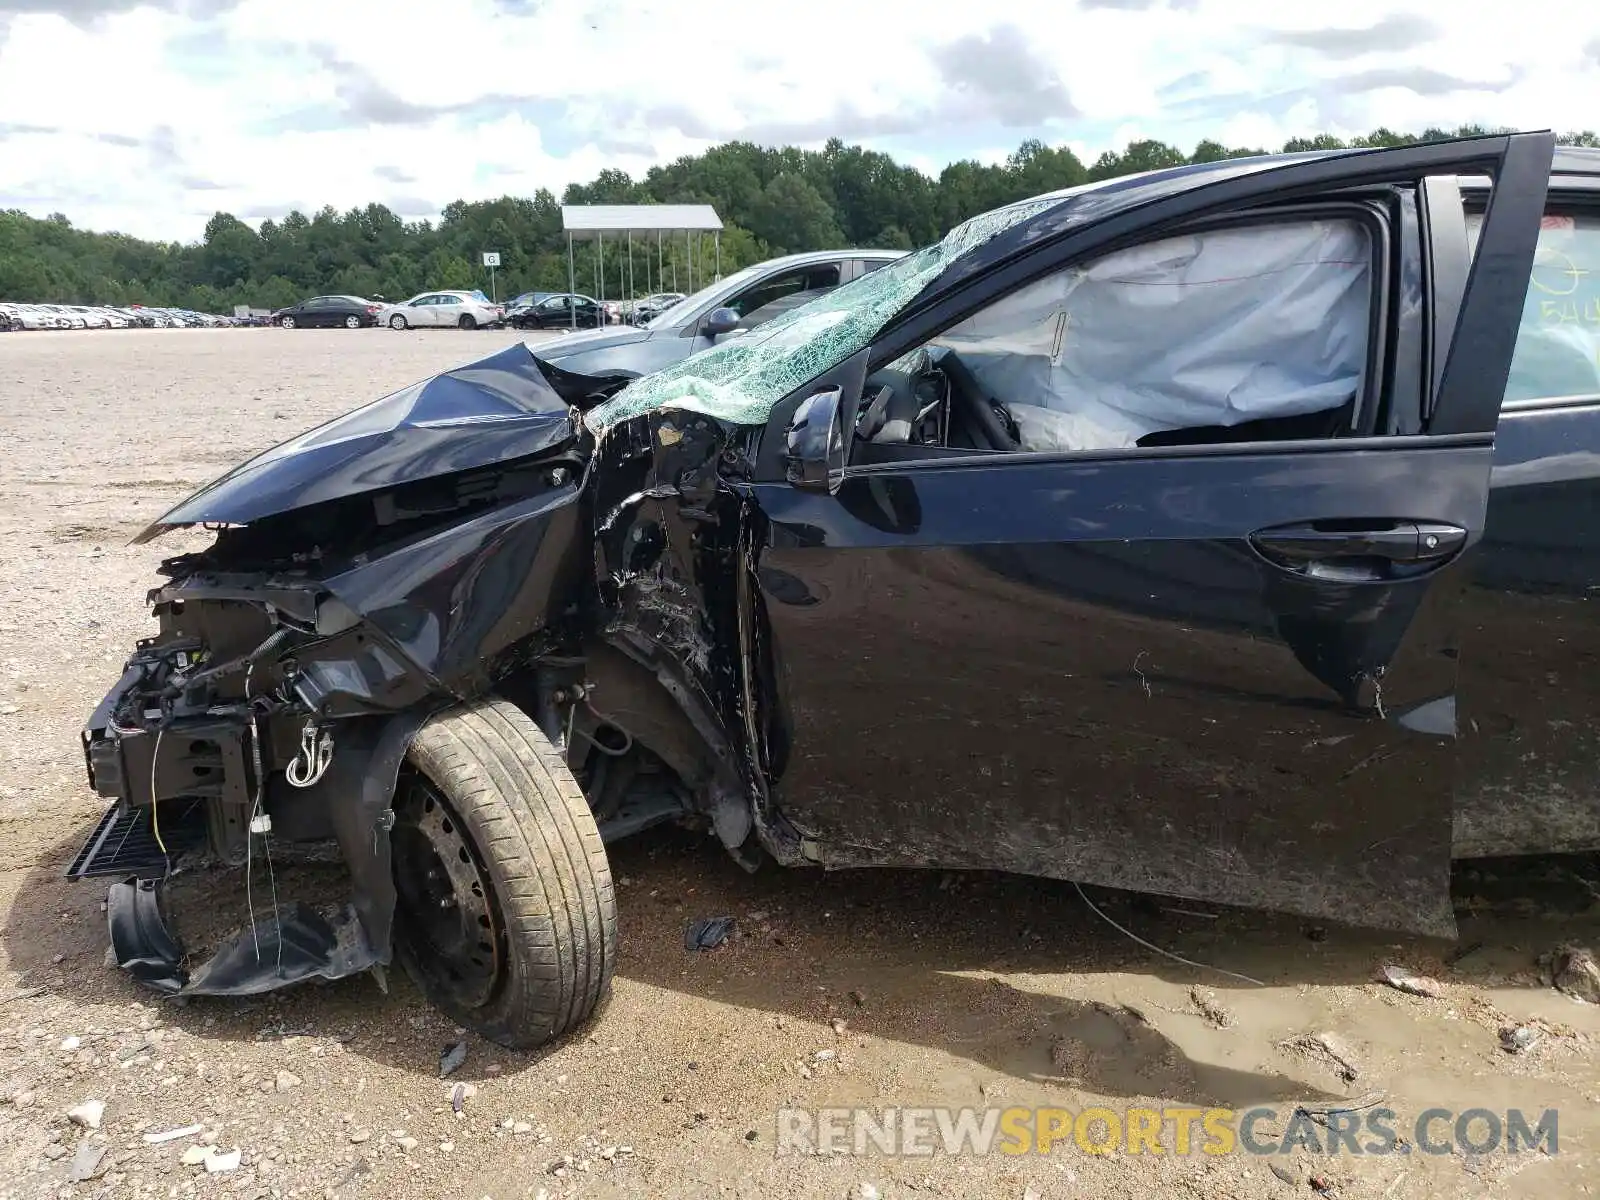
[439,1041,467,1078]
[144,1124,205,1144]
[685,916,735,951]
[106,877,380,996]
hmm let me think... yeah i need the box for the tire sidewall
[390,314,407,330]
[394,700,616,1047]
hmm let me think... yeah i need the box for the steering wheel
[938,351,1021,452]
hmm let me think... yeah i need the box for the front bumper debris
[107,878,382,997]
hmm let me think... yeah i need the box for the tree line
[2,125,1595,312]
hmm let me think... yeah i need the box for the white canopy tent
[560,204,724,329]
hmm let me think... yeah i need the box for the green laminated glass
[585,197,1064,434]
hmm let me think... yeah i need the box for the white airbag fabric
[933,220,1372,451]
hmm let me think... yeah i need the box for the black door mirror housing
[784,387,846,494]
[701,307,742,337]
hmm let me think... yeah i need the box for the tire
[280,316,295,329]
[344,315,360,329]
[392,698,616,1048]
[389,314,408,330]
[458,314,477,330]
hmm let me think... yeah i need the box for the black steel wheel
[391,698,616,1047]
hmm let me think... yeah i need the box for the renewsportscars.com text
[775,1105,1559,1158]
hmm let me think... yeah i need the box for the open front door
[749,134,1555,936]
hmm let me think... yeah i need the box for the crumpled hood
[134,342,589,543]
[532,326,652,360]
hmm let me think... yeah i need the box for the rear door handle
[1250,521,1468,574]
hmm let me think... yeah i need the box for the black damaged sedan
[74,133,1600,1046]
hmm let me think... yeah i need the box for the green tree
[5,124,1590,309]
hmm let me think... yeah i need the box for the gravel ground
[0,328,1598,1199]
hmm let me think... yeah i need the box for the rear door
[749,135,1554,935]
[1453,178,1600,857]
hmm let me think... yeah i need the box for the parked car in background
[507,292,607,330]
[378,291,504,330]
[506,291,557,311]
[271,295,382,329]
[0,304,58,330]
[43,305,87,329]
[529,249,905,379]
[628,292,686,325]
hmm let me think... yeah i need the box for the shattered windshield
[589,196,1066,432]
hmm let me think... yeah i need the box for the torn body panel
[586,408,802,867]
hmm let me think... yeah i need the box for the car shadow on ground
[5,816,1599,1105]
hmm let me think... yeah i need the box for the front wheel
[389,314,408,330]
[391,699,616,1048]
[344,315,360,329]
[458,314,477,330]
[279,316,295,329]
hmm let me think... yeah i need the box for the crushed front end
[71,341,605,998]
[76,568,437,994]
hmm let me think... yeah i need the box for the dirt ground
[1,328,1598,1200]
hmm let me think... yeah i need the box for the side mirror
[701,306,741,337]
[784,387,846,494]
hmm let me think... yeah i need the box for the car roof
[745,248,910,271]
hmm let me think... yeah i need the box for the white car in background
[41,305,86,329]
[378,290,504,330]
[66,306,114,329]
[0,304,60,330]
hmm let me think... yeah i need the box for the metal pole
[626,230,634,322]
[567,232,575,330]
[714,230,721,281]
[687,231,694,293]
[597,232,605,305]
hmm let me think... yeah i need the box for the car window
[863,218,1373,455]
[439,295,461,306]
[859,259,896,275]
[1466,208,1600,403]
[726,265,843,322]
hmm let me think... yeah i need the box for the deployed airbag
[933,219,1373,451]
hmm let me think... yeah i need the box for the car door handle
[1250,521,1468,575]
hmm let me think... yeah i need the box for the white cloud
[0,0,1595,241]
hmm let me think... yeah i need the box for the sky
[0,0,1596,243]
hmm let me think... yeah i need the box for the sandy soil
[0,328,1598,1200]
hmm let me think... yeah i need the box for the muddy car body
[74,132,1600,1045]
